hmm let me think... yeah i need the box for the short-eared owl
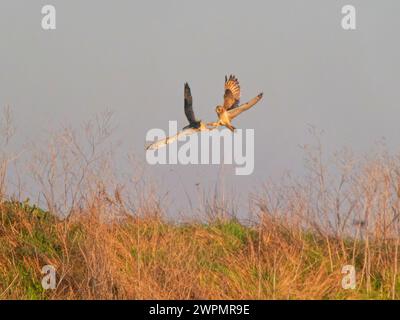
[209,75,263,131]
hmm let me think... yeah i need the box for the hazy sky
[1,1,399,216]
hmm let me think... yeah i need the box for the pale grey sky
[1,1,399,216]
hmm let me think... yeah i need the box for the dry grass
[0,198,399,300]
[0,111,399,300]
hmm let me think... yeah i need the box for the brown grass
[0,111,399,300]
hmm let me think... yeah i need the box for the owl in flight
[146,83,209,150]
[208,75,263,131]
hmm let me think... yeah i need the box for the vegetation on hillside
[0,197,399,299]
[0,110,399,299]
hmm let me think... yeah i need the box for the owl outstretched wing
[227,93,263,120]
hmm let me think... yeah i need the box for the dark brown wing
[223,75,241,110]
[184,83,197,125]
[227,93,263,120]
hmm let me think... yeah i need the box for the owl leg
[226,123,236,132]
[207,122,220,129]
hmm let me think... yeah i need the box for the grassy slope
[0,200,398,300]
